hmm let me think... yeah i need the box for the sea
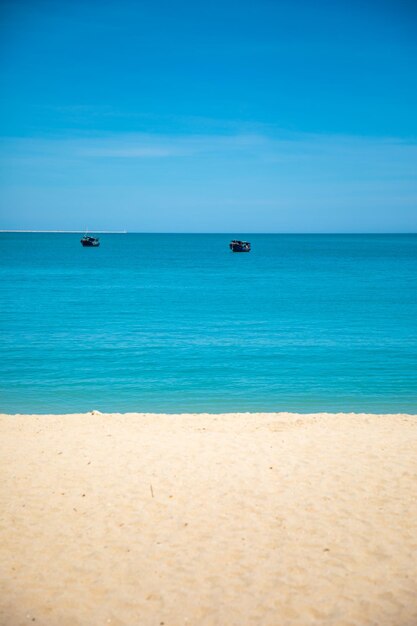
[0,233,416,414]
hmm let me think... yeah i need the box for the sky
[0,0,416,232]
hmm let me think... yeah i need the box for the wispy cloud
[1,131,416,198]
[0,132,269,163]
[1,129,416,232]
[2,130,416,162]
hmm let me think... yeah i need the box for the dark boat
[81,234,100,247]
[229,239,251,252]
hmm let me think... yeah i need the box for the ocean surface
[0,233,416,414]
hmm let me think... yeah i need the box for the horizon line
[1,230,416,235]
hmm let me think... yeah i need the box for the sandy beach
[1,412,416,626]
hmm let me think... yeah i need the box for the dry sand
[1,412,416,626]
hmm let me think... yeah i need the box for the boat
[229,239,251,252]
[81,234,100,247]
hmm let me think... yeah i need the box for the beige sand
[1,412,416,626]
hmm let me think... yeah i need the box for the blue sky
[0,0,416,232]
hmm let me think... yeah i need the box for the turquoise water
[0,233,416,413]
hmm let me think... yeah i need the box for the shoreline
[1,411,416,625]
[2,410,417,416]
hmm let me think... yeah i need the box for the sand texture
[1,412,417,626]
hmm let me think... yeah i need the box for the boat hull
[81,236,100,247]
[230,241,251,252]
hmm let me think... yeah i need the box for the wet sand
[1,412,416,626]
